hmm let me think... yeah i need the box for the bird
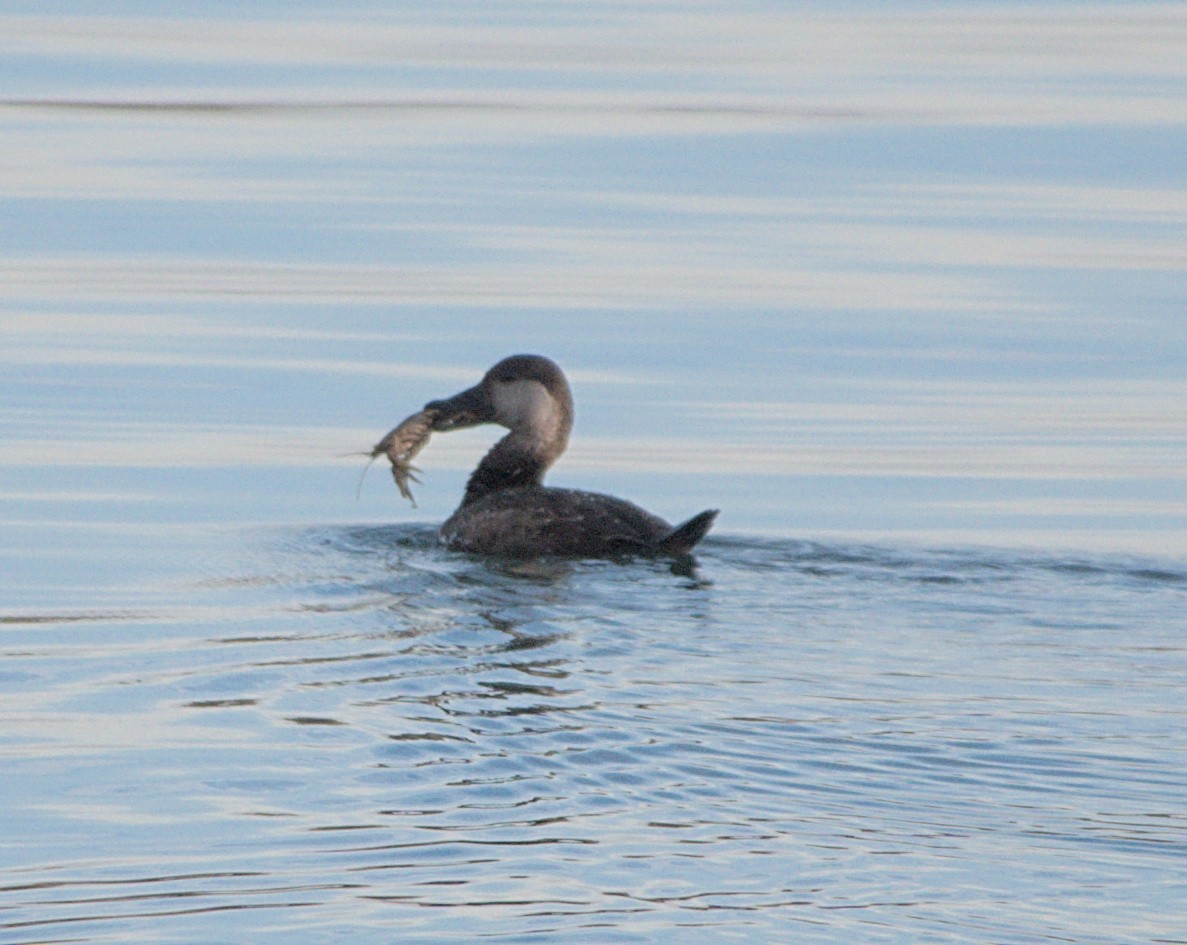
[421,354,717,558]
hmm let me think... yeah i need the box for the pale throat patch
[493,379,564,440]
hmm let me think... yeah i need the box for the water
[3,528,1186,943]
[2,3,1186,943]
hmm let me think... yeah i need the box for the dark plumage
[423,354,717,559]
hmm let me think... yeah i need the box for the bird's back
[440,486,707,558]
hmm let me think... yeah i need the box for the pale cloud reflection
[664,385,1187,479]
[544,187,1187,274]
[0,490,164,503]
[0,316,648,386]
[3,8,1182,102]
[3,345,482,383]
[399,215,1184,276]
[562,439,1187,481]
[931,497,1187,517]
[0,312,422,344]
[2,403,1183,482]
[693,385,1187,439]
[0,256,1003,311]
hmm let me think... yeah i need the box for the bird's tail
[659,509,718,556]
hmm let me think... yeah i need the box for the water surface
[3,526,1186,943]
[2,3,1185,943]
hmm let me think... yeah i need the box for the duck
[422,354,717,558]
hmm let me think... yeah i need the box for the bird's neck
[461,429,567,505]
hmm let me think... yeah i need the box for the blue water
[2,3,1186,943]
[3,526,1185,943]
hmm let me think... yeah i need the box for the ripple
[0,294,1182,934]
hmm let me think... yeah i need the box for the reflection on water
[2,8,1182,124]
[2,3,1186,943]
[2,525,1185,943]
